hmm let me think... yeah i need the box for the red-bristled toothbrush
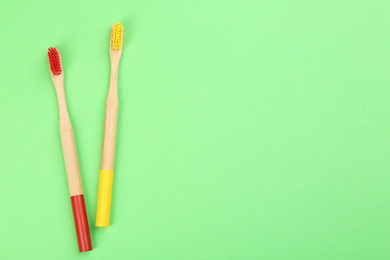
[47,47,92,252]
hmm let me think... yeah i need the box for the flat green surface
[1,0,390,259]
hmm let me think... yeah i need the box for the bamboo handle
[55,83,83,196]
[59,119,91,251]
[100,65,119,170]
[53,79,92,252]
[60,121,83,196]
[96,62,119,227]
[50,49,92,252]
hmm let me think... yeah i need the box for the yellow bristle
[111,22,123,51]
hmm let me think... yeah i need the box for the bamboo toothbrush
[48,47,92,252]
[96,22,123,227]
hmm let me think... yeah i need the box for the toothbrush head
[48,47,62,76]
[111,22,123,51]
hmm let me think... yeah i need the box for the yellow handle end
[96,170,114,227]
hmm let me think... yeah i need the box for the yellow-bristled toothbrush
[96,22,123,227]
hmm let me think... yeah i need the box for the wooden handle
[55,82,83,196]
[96,54,120,227]
[100,63,119,170]
[56,85,91,252]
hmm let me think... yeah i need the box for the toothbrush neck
[109,65,119,91]
[55,86,70,122]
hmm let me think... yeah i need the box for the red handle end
[71,195,92,252]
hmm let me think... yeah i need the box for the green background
[1,0,390,259]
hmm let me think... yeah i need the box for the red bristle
[48,47,62,76]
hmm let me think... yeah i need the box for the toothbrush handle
[59,118,83,196]
[100,83,118,171]
[96,67,118,227]
[57,91,92,252]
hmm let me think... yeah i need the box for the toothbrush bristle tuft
[48,47,62,75]
[111,22,123,51]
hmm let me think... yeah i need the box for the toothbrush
[96,22,123,227]
[48,47,92,252]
